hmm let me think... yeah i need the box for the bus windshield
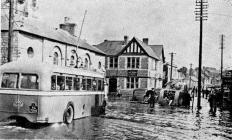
[1,73,19,88]
[20,74,39,89]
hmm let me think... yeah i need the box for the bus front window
[1,73,19,88]
[20,74,39,89]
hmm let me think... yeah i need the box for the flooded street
[0,97,232,140]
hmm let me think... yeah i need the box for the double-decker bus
[0,60,106,124]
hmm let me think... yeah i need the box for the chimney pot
[59,17,77,36]
[143,38,149,45]
[124,35,128,44]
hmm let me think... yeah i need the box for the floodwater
[0,97,232,140]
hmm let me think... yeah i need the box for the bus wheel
[63,105,74,124]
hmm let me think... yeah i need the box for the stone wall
[1,31,19,65]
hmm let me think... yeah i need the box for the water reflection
[0,98,232,139]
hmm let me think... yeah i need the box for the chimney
[143,38,149,45]
[59,17,77,36]
[124,35,128,44]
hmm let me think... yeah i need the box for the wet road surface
[0,97,232,140]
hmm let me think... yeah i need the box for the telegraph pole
[195,0,208,109]
[169,52,176,81]
[8,0,14,62]
[220,34,225,106]
[189,63,193,89]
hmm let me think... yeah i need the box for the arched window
[50,46,62,66]
[53,52,58,65]
[70,55,75,66]
[84,58,89,68]
[27,47,34,58]
[98,61,101,69]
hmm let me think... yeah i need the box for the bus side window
[51,75,56,90]
[98,79,101,91]
[82,77,86,90]
[66,77,73,90]
[57,76,65,90]
[74,77,80,90]
[101,79,104,91]
[87,78,92,91]
[92,79,97,91]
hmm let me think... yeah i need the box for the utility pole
[195,0,208,109]
[189,63,193,89]
[220,34,225,106]
[8,0,14,62]
[169,52,176,81]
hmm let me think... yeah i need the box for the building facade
[1,0,105,73]
[95,36,164,94]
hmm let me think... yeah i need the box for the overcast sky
[37,0,232,69]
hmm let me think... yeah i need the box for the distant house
[95,36,165,94]
[163,62,179,87]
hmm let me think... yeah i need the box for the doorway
[109,78,117,93]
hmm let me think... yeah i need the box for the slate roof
[95,37,162,60]
[1,15,105,55]
[94,40,125,56]
[149,45,164,61]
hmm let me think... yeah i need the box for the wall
[1,31,19,65]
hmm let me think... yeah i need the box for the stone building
[95,36,165,94]
[1,0,105,73]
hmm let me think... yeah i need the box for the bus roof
[0,59,104,78]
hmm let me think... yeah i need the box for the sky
[36,0,232,69]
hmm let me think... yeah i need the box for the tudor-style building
[95,36,165,94]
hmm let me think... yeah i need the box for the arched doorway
[109,78,117,93]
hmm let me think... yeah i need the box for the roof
[78,40,105,55]
[149,45,164,61]
[0,58,104,78]
[134,37,160,60]
[95,37,162,60]
[1,15,105,55]
[94,40,125,56]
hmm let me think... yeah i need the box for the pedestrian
[208,88,217,113]
[116,85,121,97]
[145,88,155,108]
